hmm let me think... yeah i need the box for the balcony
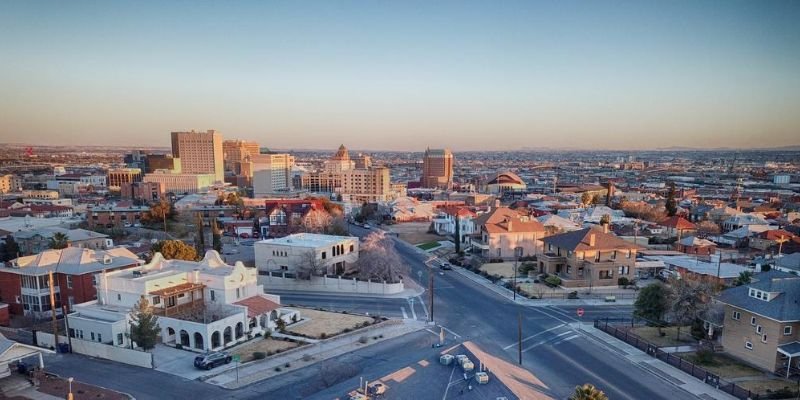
[539,253,566,263]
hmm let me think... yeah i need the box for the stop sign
[576,308,585,317]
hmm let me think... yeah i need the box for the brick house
[87,204,149,229]
[470,206,545,259]
[0,247,141,318]
[674,236,717,256]
[538,226,640,287]
[716,270,800,376]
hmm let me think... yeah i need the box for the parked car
[194,352,232,370]
[363,223,371,229]
[439,262,452,270]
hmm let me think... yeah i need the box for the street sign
[576,308,585,317]
[232,354,241,362]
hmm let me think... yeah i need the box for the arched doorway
[179,330,190,347]
[223,327,233,345]
[211,331,221,349]
[235,322,244,339]
[194,332,204,350]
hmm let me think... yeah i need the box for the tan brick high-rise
[422,148,454,189]
[171,130,224,182]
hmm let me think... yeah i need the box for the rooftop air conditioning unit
[103,255,112,265]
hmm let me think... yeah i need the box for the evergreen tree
[0,236,21,261]
[454,213,461,254]
[211,217,223,253]
[129,296,160,351]
[634,283,669,323]
[665,181,678,217]
[194,213,205,256]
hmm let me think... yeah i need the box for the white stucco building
[67,250,296,352]
[254,233,359,275]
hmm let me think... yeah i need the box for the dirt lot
[736,378,798,394]
[385,222,443,245]
[630,326,695,347]
[232,338,300,363]
[675,352,763,379]
[36,372,128,400]
[286,308,374,339]
[480,262,518,278]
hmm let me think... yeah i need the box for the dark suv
[194,352,232,370]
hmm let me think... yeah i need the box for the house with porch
[67,250,296,352]
[431,207,477,250]
[716,270,800,377]
[470,206,545,260]
[538,226,640,287]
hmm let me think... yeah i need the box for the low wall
[36,332,153,369]
[258,274,404,295]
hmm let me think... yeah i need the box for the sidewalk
[452,266,636,306]
[269,281,424,299]
[205,319,426,389]
[575,322,737,400]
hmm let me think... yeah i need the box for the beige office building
[142,172,217,194]
[422,148,454,189]
[223,139,260,173]
[0,174,22,193]
[171,130,224,182]
[252,153,296,196]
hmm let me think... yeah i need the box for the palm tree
[570,384,608,400]
[49,232,69,249]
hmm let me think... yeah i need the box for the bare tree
[696,220,721,238]
[296,249,325,280]
[351,230,409,283]
[668,278,712,341]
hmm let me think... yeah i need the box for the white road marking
[522,331,572,352]
[441,364,458,400]
[409,301,418,320]
[401,307,409,319]
[502,323,565,350]
[438,325,462,338]
[552,334,581,346]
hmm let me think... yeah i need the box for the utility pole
[162,207,167,236]
[62,304,72,352]
[517,311,523,365]
[429,269,434,323]
[48,270,59,349]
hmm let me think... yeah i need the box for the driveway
[152,344,236,381]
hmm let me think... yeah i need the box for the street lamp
[67,377,74,400]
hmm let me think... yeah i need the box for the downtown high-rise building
[170,130,224,182]
[222,139,261,172]
[421,148,454,189]
[252,153,296,196]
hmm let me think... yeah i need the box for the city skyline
[1,1,799,150]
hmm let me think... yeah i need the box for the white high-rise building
[253,153,296,196]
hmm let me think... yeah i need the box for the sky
[1,1,799,151]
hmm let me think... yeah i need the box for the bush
[253,352,266,360]
[284,363,290,368]
[519,262,536,275]
[545,275,562,287]
[175,344,183,350]
[359,336,368,344]
[361,321,370,328]
[617,277,630,287]
[320,332,327,339]
[342,328,351,333]
[274,367,281,372]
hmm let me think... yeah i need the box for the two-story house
[716,270,800,376]
[538,226,640,287]
[471,207,545,259]
[431,207,477,250]
[254,233,359,275]
[67,250,295,352]
[0,247,141,318]
[260,199,331,238]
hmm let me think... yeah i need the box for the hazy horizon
[1,1,799,151]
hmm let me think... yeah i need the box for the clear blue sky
[1,1,798,150]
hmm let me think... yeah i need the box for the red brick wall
[0,272,22,315]
[0,304,9,326]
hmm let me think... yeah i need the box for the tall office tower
[223,139,261,172]
[421,148,454,189]
[252,153,296,196]
[354,153,372,169]
[170,130,224,182]
[324,144,356,173]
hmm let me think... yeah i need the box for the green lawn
[417,241,441,250]
[675,352,763,379]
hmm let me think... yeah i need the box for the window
[599,270,613,280]
[177,293,185,298]
[98,334,102,343]
[756,325,763,334]
[66,276,73,289]
[117,333,124,345]
[732,311,741,320]
[236,288,241,299]
[322,251,327,260]
[117,293,122,301]
[784,326,792,336]
[210,290,216,302]
[751,316,757,326]
[626,250,632,259]
[91,332,95,341]
[349,244,354,252]
[761,334,767,343]
[745,341,753,350]
[618,266,629,275]
[152,296,160,305]
[92,274,97,287]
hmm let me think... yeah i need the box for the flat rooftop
[257,233,357,248]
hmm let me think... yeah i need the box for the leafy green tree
[129,296,160,351]
[49,232,70,249]
[571,384,608,400]
[734,271,753,286]
[634,283,669,323]
[152,240,198,261]
[665,181,678,217]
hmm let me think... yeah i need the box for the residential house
[86,204,149,229]
[471,206,545,259]
[14,228,113,256]
[254,233,359,275]
[539,226,640,287]
[750,230,795,253]
[659,216,696,239]
[536,214,582,234]
[431,207,477,250]
[716,271,800,376]
[0,247,141,317]
[723,214,770,233]
[385,197,435,222]
[67,251,295,352]
[260,199,331,238]
[674,236,717,256]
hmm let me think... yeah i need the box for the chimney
[506,218,513,231]
[589,233,596,247]
[603,224,609,234]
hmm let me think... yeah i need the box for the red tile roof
[660,216,696,230]
[234,295,281,318]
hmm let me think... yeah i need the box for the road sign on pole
[576,308,585,317]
